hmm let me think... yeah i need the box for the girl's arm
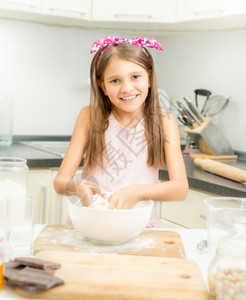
[108,113,189,209]
[53,106,91,201]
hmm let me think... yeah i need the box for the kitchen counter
[160,154,246,197]
[0,136,246,197]
[0,225,210,300]
[0,136,70,168]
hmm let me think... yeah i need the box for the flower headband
[90,36,164,54]
[90,37,163,78]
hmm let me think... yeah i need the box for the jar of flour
[0,158,28,230]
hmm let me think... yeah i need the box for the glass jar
[208,218,246,300]
[204,197,246,259]
[0,95,13,145]
[0,229,4,290]
[0,157,28,230]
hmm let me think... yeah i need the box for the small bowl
[67,196,153,244]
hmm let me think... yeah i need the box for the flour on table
[38,227,155,254]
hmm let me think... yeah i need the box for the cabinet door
[92,0,176,23]
[50,170,69,225]
[42,0,91,20]
[28,169,68,225]
[160,189,216,229]
[177,0,246,22]
[27,169,52,224]
[0,0,41,12]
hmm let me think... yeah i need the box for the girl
[54,37,188,227]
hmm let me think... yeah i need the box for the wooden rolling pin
[189,153,238,161]
[194,158,246,183]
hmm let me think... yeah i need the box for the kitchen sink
[20,141,70,158]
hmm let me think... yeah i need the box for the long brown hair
[84,43,165,171]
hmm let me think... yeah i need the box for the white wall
[0,18,245,151]
[0,19,98,136]
[157,30,246,152]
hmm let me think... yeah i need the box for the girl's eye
[132,75,140,80]
[111,79,119,84]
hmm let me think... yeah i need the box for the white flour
[0,179,26,229]
[39,227,156,254]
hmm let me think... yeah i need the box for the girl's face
[100,56,150,116]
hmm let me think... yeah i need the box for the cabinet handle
[41,185,48,224]
[0,0,38,9]
[191,9,224,17]
[48,7,86,16]
[200,213,207,220]
[114,13,152,19]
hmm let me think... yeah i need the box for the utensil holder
[184,117,234,155]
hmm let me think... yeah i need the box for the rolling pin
[189,153,238,161]
[194,158,246,183]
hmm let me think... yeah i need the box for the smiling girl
[54,37,188,227]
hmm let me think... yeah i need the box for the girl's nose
[120,80,132,93]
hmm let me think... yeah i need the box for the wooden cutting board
[17,251,209,300]
[34,225,186,258]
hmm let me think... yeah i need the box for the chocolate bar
[14,256,61,270]
[4,257,64,294]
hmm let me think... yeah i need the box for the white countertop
[0,225,210,299]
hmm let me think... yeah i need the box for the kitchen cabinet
[27,168,66,225]
[0,0,91,26]
[92,0,176,23]
[177,0,246,22]
[27,169,53,224]
[0,0,42,22]
[160,188,217,229]
[27,168,72,225]
[1,0,246,32]
[42,0,91,21]
[0,0,41,13]
[50,170,68,225]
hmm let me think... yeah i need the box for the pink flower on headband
[90,36,163,53]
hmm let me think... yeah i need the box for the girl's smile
[120,94,138,102]
[100,57,150,116]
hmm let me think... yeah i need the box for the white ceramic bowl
[67,196,153,244]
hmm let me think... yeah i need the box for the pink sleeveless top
[84,113,161,227]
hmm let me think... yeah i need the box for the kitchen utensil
[183,134,201,154]
[204,197,246,259]
[176,100,197,124]
[183,97,204,123]
[178,115,193,128]
[34,225,186,258]
[67,197,153,244]
[194,158,246,183]
[189,153,238,161]
[194,89,212,111]
[16,250,209,300]
[184,117,234,155]
[202,95,229,117]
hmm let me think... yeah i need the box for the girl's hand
[77,183,93,207]
[64,177,93,206]
[107,185,140,209]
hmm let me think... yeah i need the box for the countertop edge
[1,136,246,197]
